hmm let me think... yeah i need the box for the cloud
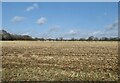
[90,20,118,37]
[49,25,60,32]
[90,20,118,38]
[41,25,60,38]
[67,30,79,36]
[61,29,86,39]
[92,31,104,36]
[21,32,31,35]
[90,30,118,38]
[26,3,39,12]
[11,16,26,22]
[62,29,81,38]
[106,20,118,30]
[36,17,46,25]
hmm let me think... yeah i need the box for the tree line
[0,30,120,41]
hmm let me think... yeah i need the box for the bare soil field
[1,41,119,81]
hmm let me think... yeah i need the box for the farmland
[1,41,119,81]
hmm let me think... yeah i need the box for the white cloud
[106,20,118,30]
[49,25,60,32]
[68,30,79,36]
[92,31,104,36]
[90,20,118,37]
[90,31,109,37]
[26,3,39,12]
[36,17,46,25]
[11,16,25,22]
[90,30,118,38]
[41,25,60,38]
[21,32,31,35]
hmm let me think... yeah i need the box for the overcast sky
[2,2,118,38]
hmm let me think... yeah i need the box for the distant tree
[114,37,119,41]
[94,37,99,41]
[48,38,53,41]
[59,37,63,41]
[34,37,39,40]
[87,36,94,41]
[100,37,108,41]
[70,38,75,41]
[79,38,86,41]
[22,35,33,40]
[39,38,45,41]
[1,30,13,40]
[55,38,59,41]
[1,29,120,41]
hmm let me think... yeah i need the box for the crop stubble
[1,41,119,81]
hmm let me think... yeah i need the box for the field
[1,41,119,81]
